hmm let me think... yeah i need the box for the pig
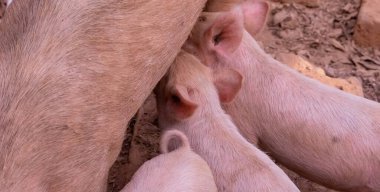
[185,2,380,191]
[0,0,207,191]
[121,129,217,192]
[156,50,300,192]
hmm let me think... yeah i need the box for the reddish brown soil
[107,0,379,191]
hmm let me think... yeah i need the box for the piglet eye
[213,33,222,45]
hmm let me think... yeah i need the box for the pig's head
[156,50,242,129]
[185,0,269,77]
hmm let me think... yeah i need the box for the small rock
[281,13,298,30]
[330,39,346,52]
[342,3,354,13]
[354,0,380,48]
[328,28,343,38]
[276,53,364,97]
[274,0,320,8]
[277,29,303,39]
[273,9,290,25]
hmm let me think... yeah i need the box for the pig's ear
[213,68,243,103]
[241,0,270,36]
[203,10,244,60]
[168,85,198,120]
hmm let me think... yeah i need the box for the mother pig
[0,0,207,191]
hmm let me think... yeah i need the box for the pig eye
[213,33,222,45]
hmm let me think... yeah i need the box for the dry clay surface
[107,0,380,191]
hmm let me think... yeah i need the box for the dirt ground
[107,0,380,191]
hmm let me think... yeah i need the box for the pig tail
[160,130,190,153]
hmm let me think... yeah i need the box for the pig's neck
[224,33,380,145]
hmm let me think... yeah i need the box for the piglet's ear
[203,9,244,60]
[213,68,243,103]
[167,85,198,120]
[241,0,270,36]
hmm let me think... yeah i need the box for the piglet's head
[185,0,269,68]
[155,51,242,128]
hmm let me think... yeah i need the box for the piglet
[156,50,300,192]
[121,129,217,192]
[186,2,380,191]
